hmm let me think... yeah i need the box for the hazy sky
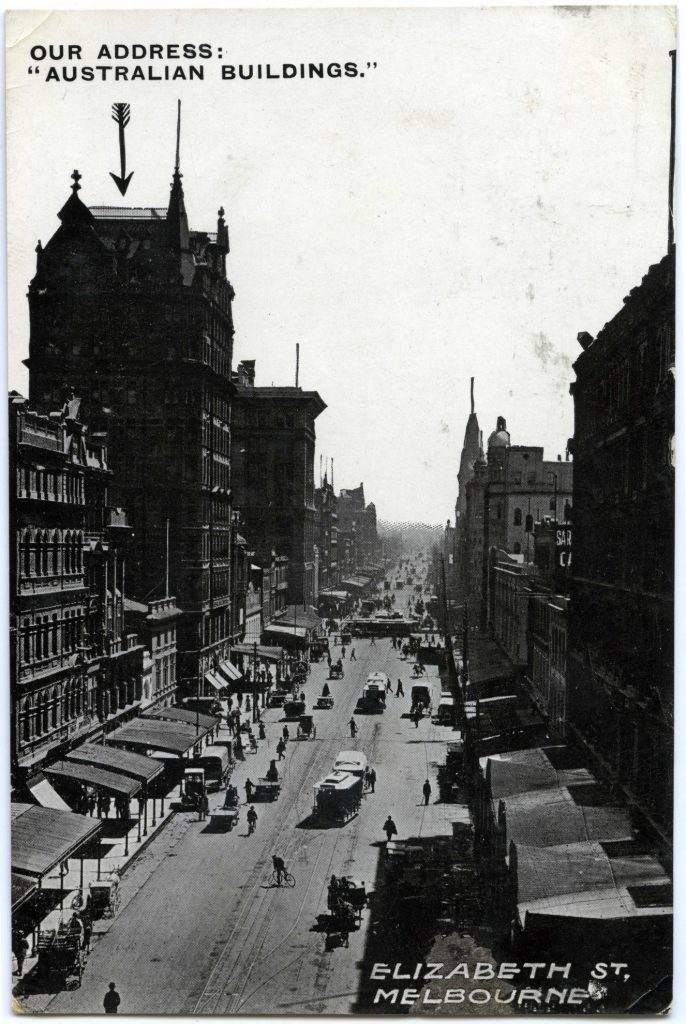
[6,7,675,523]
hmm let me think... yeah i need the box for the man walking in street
[283,724,290,744]
[383,815,398,844]
[103,982,121,1014]
[276,737,286,761]
[350,647,356,661]
[368,767,376,793]
[198,791,209,821]
[349,718,358,739]
[245,778,254,803]
[13,933,28,978]
[396,679,404,697]
[422,779,432,805]
[385,678,392,694]
[370,636,376,647]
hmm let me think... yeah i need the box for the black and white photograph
[4,7,677,1016]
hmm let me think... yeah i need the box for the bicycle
[271,869,296,888]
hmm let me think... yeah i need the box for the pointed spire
[167,99,189,251]
[470,377,475,415]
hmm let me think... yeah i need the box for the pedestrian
[383,815,398,844]
[234,734,244,760]
[259,720,266,740]
[370,636,376,647]
[368,767,376,793]
[102,794,111,819]
[422,779,432,805]
[87,790,96,816]
[341,646,346,659]
[199,791,209,821]
[396,679,404,697]
[245,778,254,802]
[96,793,104,818]
[350,648,356,661]
[247,805,258,835]
[13,932,29,978]
[226,712,234,735]
[277,738,286,761]
[414,709,421,728]
[385,678,392,694]
[245,695,251,713]
[327,654,332,669]
[349,718,358,738]
[103,982,121,1014]
[283,725,290,743]
[81,900,93,953]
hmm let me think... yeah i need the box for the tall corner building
[26,152,235,692]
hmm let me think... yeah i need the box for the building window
[513,542,521,555]
[513,508,522,526]
[496,505,502,520]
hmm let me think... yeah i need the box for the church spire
[167,100,189,251]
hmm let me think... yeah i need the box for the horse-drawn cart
[37,922,84,988]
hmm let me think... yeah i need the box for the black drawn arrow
[109,103,134,196]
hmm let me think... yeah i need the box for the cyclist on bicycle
[247,805,258,835]
[272,854,286,886]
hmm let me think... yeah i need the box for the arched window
[22,530,32,577]
[52,614,59,655]
[52,532,60,575]
[41,531,49,576]
[51,688,58,729]
[42,696,49,734]
[22,619,31,662]
[22,699,31,742]
[35,621,43,661]
[42,617,50,658]
[62,684,70,721]
[76,532,84,572]
[514,508,522,526]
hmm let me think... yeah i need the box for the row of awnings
[14,705,224,901]
[231,643,284,662]
[340,575,373,590]
[12,803,102,885]
[205,658,243,691]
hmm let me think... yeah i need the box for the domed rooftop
[487,416,510,449]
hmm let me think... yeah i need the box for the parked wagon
[329,660,344,680]
[283,699,306,720]
[297,714,317,739]
[210,806,239,830]
[315,695,334,710]
[254,778,281,801]
[37,920,84,988]
[89,877,120,919]
[313,771,363,824]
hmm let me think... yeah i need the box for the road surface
[33,636,456,1016]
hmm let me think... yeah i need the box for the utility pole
[252,641,258,723]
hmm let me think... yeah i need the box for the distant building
[567,250,674,850]
[524,518,573,737]
[314,471,339,594]
[9,393,143,783]
[337,483,379,572]
[124,596,180,710]
[483,417,572,626]
[231,361,325,606]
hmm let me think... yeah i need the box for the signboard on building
[554,523,572,591]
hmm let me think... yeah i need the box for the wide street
[38,633,459,1016]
